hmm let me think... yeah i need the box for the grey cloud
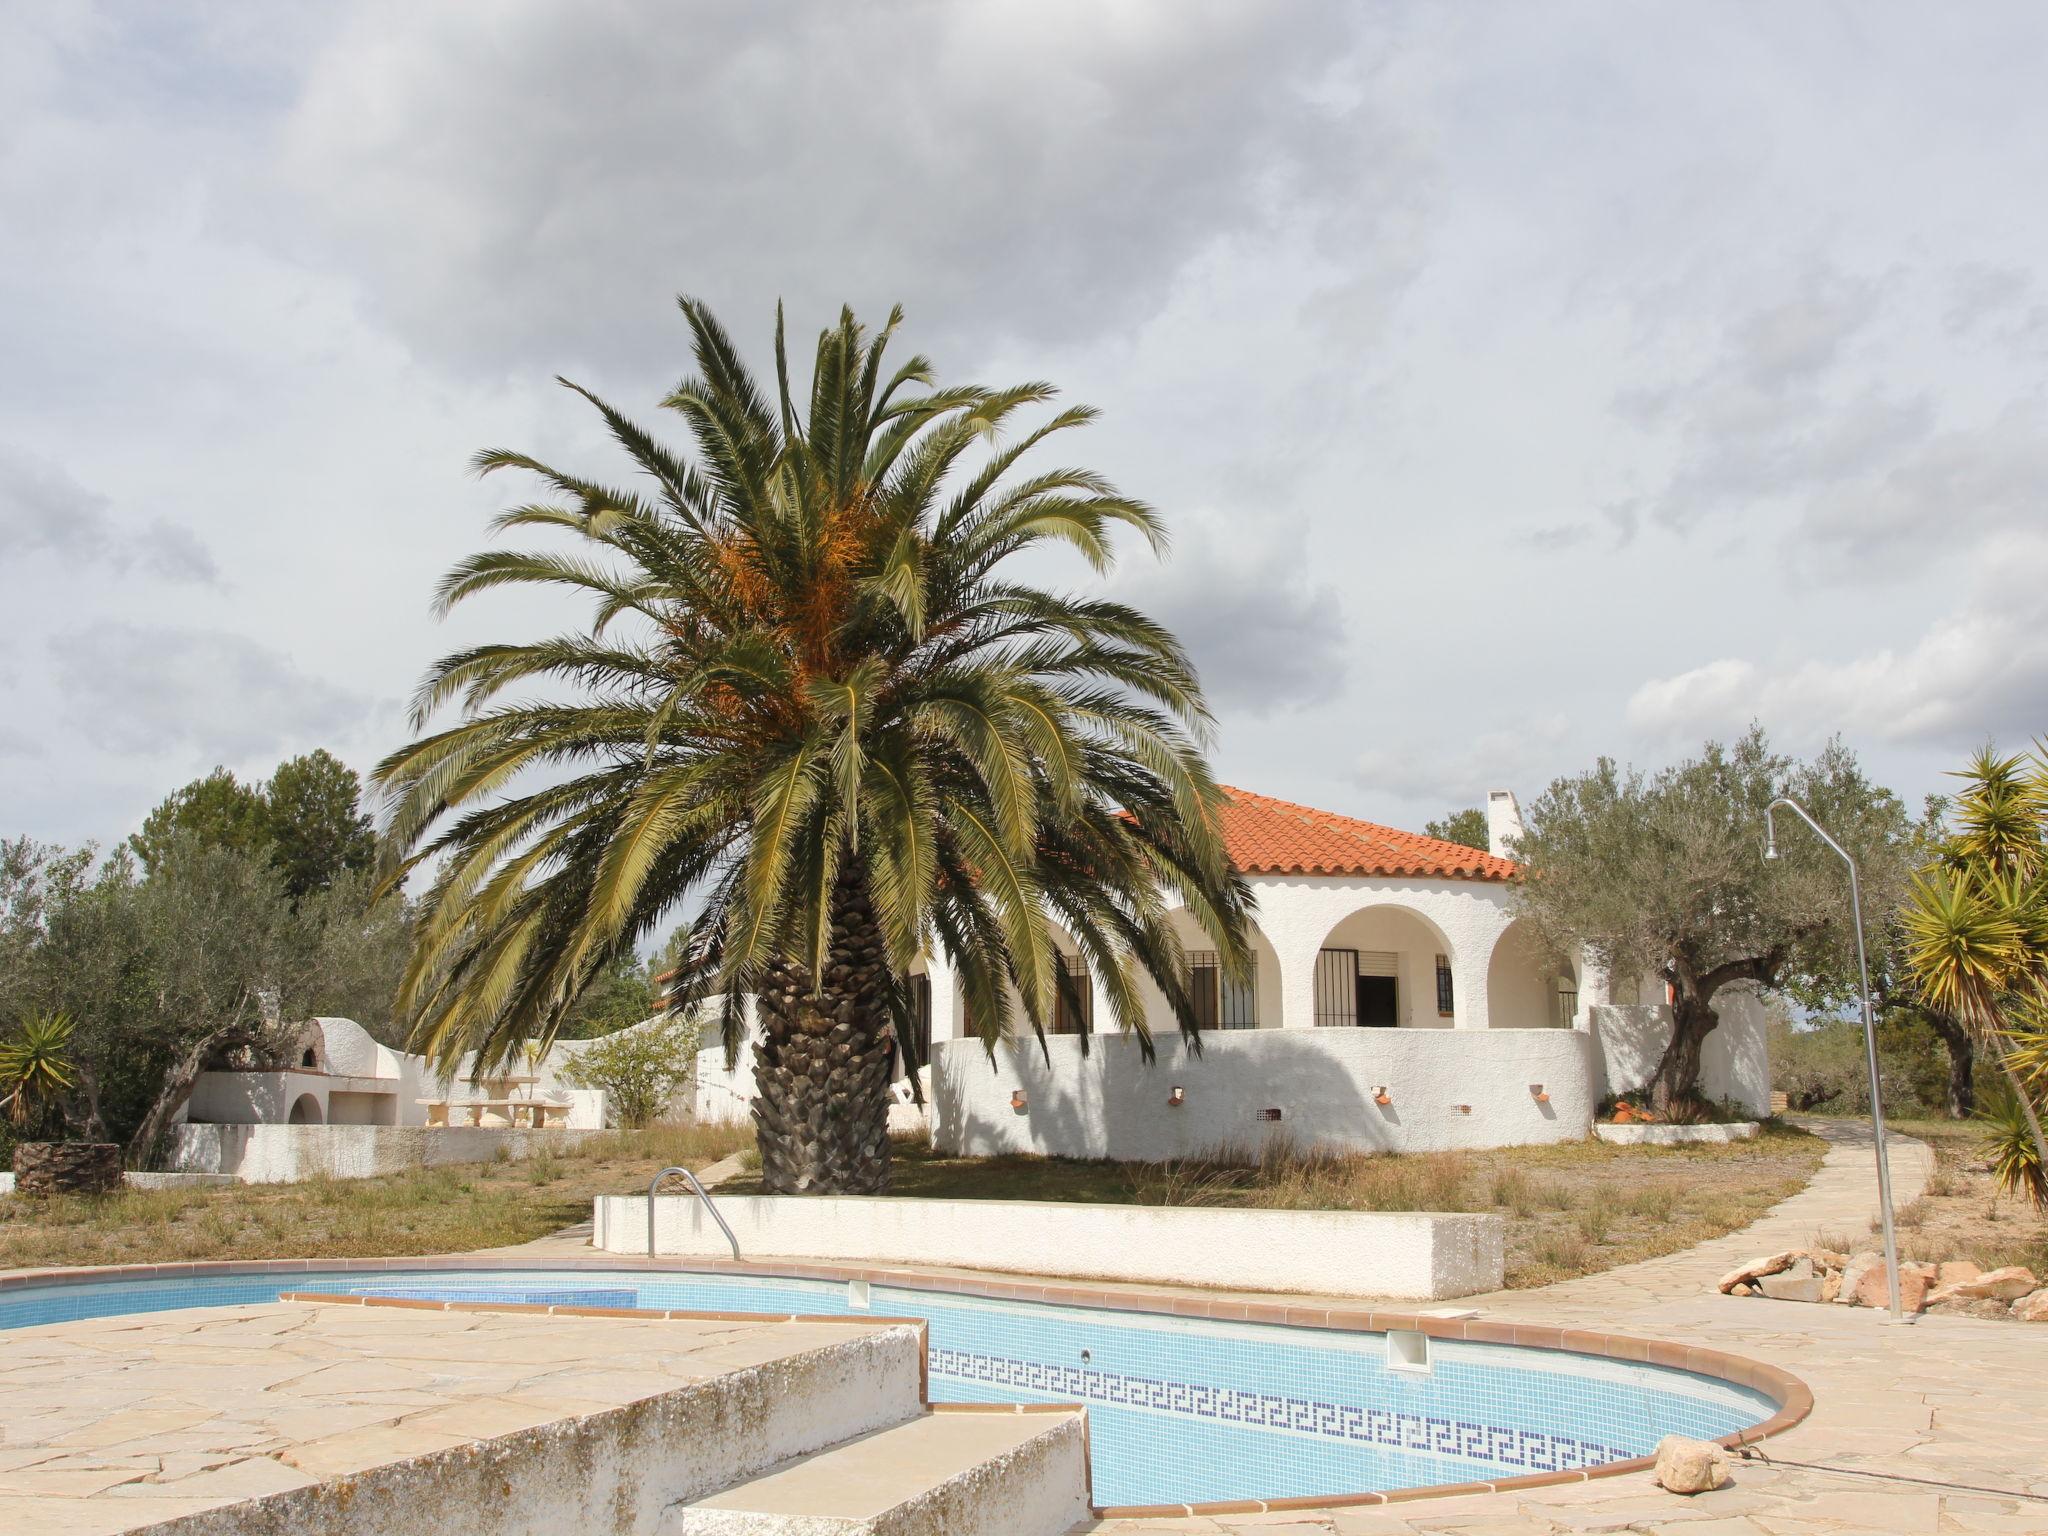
[1118,516,1348,716]
[0,445,219,585]
[276,2,1395,377]
[49,624,373,758]
[1627,531,2048,752]
[1350,717,1573,810]
[1945,263,2032,334]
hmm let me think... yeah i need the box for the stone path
[1080,1120,2048,1535]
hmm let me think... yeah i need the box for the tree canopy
[1424,807,1489,851]
[128,750,377,902]
[1512,728,1913,1109]
[376,298,1250,1192]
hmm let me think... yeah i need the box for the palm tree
[376,300,1252,1193]
[0,1011,76,1137]
[1899,746,2048,1205]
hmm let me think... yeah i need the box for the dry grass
[0,1122,752,1273]
[1809,1114,2048,1275]
[724,1123,1827,1289]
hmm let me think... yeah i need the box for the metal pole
[648,1165,743,1262]
[1766,796,1906,1323]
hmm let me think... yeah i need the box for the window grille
[1052,952,1092,1034]
[1435,954,1455,1016]
[1554,976,1579,1027]
[1187,951,1258,1028]
[1314,948,1359,1026]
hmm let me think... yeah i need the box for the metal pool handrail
[647,1165,741,1262]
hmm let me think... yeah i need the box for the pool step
[669,1404,1091,1536]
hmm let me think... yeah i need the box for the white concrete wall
[164,1123,597,1182]
[933,1027,1599,1160]
[1587,984,1772,1117]
[599,1192,1505,1299]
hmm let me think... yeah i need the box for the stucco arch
[1309,902,1461,1029]
[286,1093,323,1125]
[1485,917,1580,1029]
[1152,905,1286,1030]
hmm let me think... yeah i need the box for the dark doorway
[1356,975,1398,1027]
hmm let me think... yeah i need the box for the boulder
[11,1141,122,1197]
[1835,1252,1881,1304]
[1819,1270,1842,1304]
[1757,1259,1823,1303]
[1654,1435,1731,1495]
[1851,1261,1929,1312]
[1718,1251,1800,1294]
[1806,1247,1850,1271]
[1936,1260,1983,1289]
[2014,1290,2048,1323]
[1927,1267,2039,1305]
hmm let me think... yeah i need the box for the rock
[11,1141,122,1197]
[1757,1258,1823,1303]
[1937,1260,1983,1289]
[1927,1266,2040,1304]
[1925,1297,2014,1321]
[1654,1435,1731,1494]
[1718,1251,1800,1294]
[1806,1247,1850,1271]
[2015,1290,2048,1322]
[1851,1260,1929,1312]
[1819,1270,1842,1303]
[1835,1252,1881,1304]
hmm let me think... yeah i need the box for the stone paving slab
[0,1299,921,1535]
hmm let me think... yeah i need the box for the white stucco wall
[1587,984,1772,1117]
[165,1123,598,1182]
[599,1192,1506,1299]
[933,1027,1599,1160]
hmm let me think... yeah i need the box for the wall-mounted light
[1453,1104,1472,1115]
[1009,1089,1028,1113]
[1373,1086,1393,1107]
[1167,1085,1186,1108]
[1529,1083,1549,1103]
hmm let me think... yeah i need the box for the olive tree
[1512,729,1913,1112]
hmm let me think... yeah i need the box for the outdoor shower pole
[1764,796,1907,1323]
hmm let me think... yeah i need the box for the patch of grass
[720,1122,1828,1290]
[0,1121,752,1273]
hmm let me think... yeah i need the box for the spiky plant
[376,300,1251,1193]
[0,1011,76,1135]
[1901,745,2048,1200]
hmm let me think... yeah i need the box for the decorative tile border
[930,1346,1631,1473]
[0,1252,1814,1519]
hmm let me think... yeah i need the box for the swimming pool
[0,1263,1785,1509]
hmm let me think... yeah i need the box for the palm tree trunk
[750,867,896,1194]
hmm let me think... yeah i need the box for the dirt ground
[1811,1115,2048,1275]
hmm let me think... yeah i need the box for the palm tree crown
[376,300,1250,1188]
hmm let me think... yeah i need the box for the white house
[698,786,1770,1157]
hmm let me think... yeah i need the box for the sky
[4,2,2045,849]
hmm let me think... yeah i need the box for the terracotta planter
[11,1141,123,1197]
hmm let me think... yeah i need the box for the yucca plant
[0,1011,77,1135]
[377,299,1251,1193]
[1901,745,2048,1201]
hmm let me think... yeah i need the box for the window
[1553,975,1579,1027]
[1314,948,1358,1026]
[896,974,933,1074]
[1187,951,1258,1028]
[1052,952,1092,1034]
[1435,954,1455,1017]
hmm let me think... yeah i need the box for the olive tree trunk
[750,867,897,1194]
[1649,990,1716,1115]
[1923,1009,1976,1119]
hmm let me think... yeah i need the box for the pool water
[0,1268,1773,1507]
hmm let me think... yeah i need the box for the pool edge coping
[0,1252,1813,1517]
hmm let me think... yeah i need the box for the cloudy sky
[5,2,2045,847]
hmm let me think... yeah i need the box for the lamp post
[1764,796,1907,1323]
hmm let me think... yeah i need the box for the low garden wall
[933,1027,1601,1161]
[597,1192,1505,1298]
[166,1123,598,1183]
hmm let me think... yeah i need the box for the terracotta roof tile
[1216,786,1520,883]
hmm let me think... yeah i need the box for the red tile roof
[1216,786,1520,883]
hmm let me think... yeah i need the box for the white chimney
[1486,789,1524,860]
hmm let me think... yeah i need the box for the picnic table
[415,1096,572,1129]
